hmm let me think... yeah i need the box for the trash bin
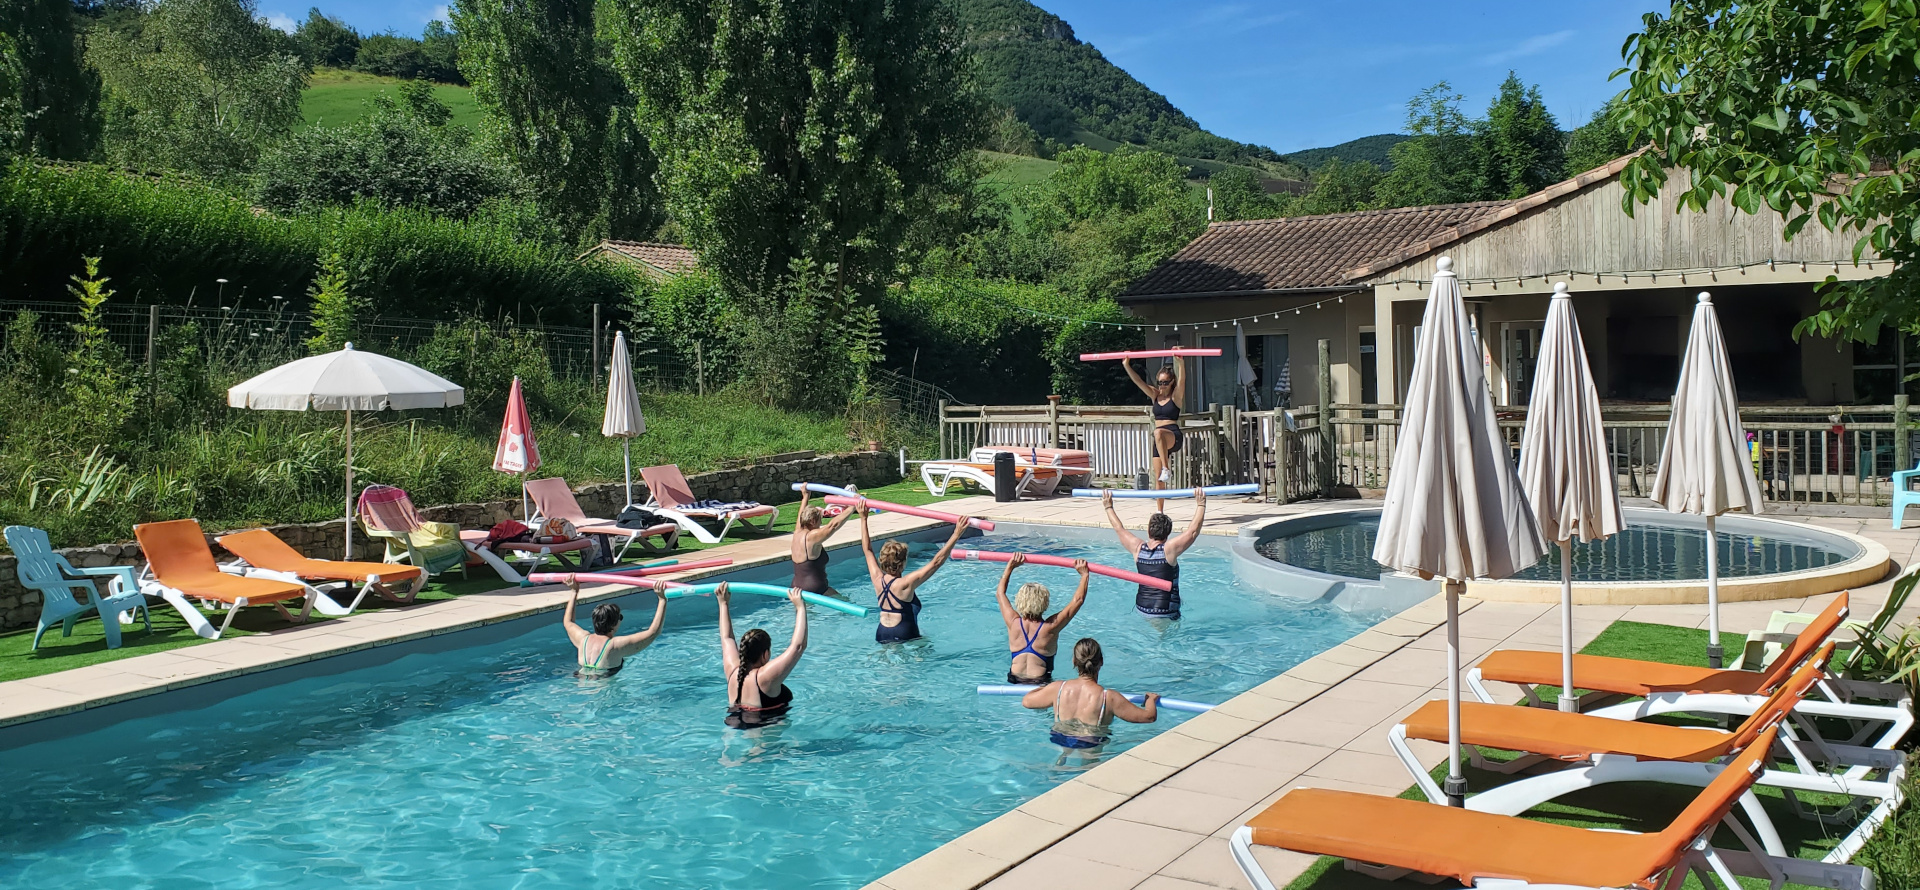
[993,451,1017,502]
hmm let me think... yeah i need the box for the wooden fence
[940,397,1918,508]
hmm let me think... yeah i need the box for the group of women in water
[559,483,1208,749]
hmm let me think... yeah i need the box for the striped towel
[685,499,762,513]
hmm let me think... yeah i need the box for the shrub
[878,275,1138,404]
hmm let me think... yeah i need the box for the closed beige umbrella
[1374,257,1547,805]
[1650,292,1763,668]
[601,331,647,509]
[1518,282,1624,710]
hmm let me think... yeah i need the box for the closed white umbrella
[1234,322,1258,409]
[602,331,647,509]
[229,343,464,558]
[1518,282,1624,710]
[1373,256,1547,805]
[1650,292,1763,668]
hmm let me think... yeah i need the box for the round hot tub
[1234,507,1889,612]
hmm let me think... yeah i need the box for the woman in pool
[1122,356,1186,491]
[1101,487,1205,620]
[562,577,669,679]
[1020,638,1159,749]
[718,582,808,728]
[858,503,972,643]
[994,553,1091,685]
[791,488,857,597]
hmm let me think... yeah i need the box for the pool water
[0,530,1374,890]
[1255,512,1851,583]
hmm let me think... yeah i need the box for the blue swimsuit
[876,577,923,643]
[1008,618,1055,685]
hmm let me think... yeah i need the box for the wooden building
[1119,155,1887,410]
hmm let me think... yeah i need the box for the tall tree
[1616,0,1920,339]
[1562,100,1634,178]
[87,0,307,178]
[294,7,359,68]
[604,0,986,297]
[1374,83,1485,208]
[452,0,658,242]
[1293,158,1381,216]
[0,0,97,159]
[1207,167,1287,221]
[0,33,22,159]
[1479,72,1563,199]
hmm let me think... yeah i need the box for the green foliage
[0,0,98,161]
[354,27,461,85]
[983,106,1057,158]
[0,163,637,325]
[877,275,1134,404]
[87,0,308,179]
[1207,167,1288,221]
[1479,73,1564,200]
[1615,0,1920,341]
[1292,159,1382,216]
[256,81,520,218]
[606,0,987,299]
[293,7,360,68]
[305,251,364,352]
[452,0,660,243]
[1284,134,1410,172]
[1562,100,1634,178]
[1375,83,1487,208]
[723,261,885,411]
[951,0,1282,167]
[61,256,135,445]
[299,68,481,130]
[0,32,22,159]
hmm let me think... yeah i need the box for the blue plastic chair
[5,525,151,650]
[1894,465,1920,529]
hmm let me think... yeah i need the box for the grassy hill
[1284,134,1411,171]
[301,68,482,129]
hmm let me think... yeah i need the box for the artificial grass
[0,478,968,684]
[1283,620,1912,890]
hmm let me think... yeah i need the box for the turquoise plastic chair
[5,525,151,650]
[1894,465,1920,529]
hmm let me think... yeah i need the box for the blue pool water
[0,530,1374,889]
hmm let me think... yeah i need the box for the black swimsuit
[1152,398,1183,455]
[1135,542,1182,619]
[1007,618,1055,685]
[793,547,830,594]
[875,577,923,643]
[726,673,794,728]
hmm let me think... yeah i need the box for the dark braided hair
[734,628,772,701]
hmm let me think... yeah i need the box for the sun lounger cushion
[1402,699,1735,762]
[135,520,306,606]
[219,530,423,584]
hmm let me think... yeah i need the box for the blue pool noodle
[976,684,1215,713]
[793,482,861,499]
[1070,484,1258,499]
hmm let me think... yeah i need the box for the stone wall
[0,451,899,631]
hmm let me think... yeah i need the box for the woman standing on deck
[858,503,972,643]
[1021,638,1159,749]
[719,583,808,728]
[1100,488,1205,621]
[995,554,1092,685]
[791,488,856,598]
[1122,356,1186,505]
[562,578,669,679]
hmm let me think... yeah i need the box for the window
[1851,331,1920,404]
[1502,322,1543,407]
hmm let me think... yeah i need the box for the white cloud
[1481,29,1577,66]
[265,11,298,33]
[426,4,451,24]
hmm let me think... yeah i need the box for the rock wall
[0,451,898,631]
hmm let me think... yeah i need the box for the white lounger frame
[134,563,331,640]
[643,504,777,545]
[920,462,1042,498]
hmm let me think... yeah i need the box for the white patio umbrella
[229,343,465,558]
[602,331,647,509]
[1373,257,1547,806]
[1650,292,1763,668]
[1517,282,1624,710]
[1234,322,1258,409]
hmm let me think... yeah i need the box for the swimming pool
[0,526,1375,889]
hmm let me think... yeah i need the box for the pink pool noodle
[948,548,1170,591]
[1078,348,1221,361]
[820,495,994,531]
[597,557,733,576]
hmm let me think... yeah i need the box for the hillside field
[301,68,482,129]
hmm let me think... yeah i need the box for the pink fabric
[639,465,700,509]
[525,477,585,522]
[493,377,542,475]
[358,484,423,533]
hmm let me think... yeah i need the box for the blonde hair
[797,506,824,530]
[1013,581,1050,621]
[878,540,909,576]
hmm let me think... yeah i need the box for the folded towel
[684,500,762,513]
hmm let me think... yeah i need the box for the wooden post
[1275,414,1290,502]
[938,399,949,459]
[146,304,159,373]
[591,303,602,393]
[1318,338,1334,493]
[1897,394,1910,474]
[695,342,705,396]
[1047,396,1060,448]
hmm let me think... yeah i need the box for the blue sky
[275,0,1663,152]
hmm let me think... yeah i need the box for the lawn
[1283,620,1917,890]
[301,68,481,129]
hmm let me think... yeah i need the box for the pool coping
[860,590,1462,890]
[1238,508,1892,607]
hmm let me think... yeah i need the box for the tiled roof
[586,240,699,276]
[1119,201,1512,300]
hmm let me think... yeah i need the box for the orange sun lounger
[134,519,319,639]
[217,528,426,610]
[1231,725,1829,890]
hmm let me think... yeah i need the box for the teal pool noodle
[672,582,874,618]
[1069,484,1258,499]
[975,684,1214,713]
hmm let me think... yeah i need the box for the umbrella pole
[343,409,354,560]
[623,439,634,509]
[1559,539,1575,711]
[1706,515,1722,668]
[1444,577,1466,806]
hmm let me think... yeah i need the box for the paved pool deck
[0,493,1915,890]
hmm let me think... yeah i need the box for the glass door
[1502,322,1543,406]
[1199,335,1237,410]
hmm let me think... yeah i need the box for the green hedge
[878,276,1136,404]
[0,162,638,325]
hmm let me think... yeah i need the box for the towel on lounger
[684,499,762,513]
